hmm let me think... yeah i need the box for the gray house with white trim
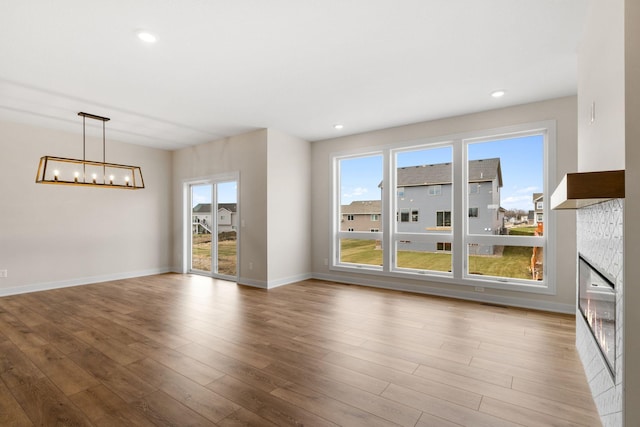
[396,158,503,254]
[342,158,504,254]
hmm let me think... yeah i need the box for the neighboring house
[342,159,504,254]
[533,193,543,225]
[396,158,504,254]
[192,203,212,232]
[340,200,382,232]
[192,203,238,233]
[527,210,535,225]
[217,203,238,233]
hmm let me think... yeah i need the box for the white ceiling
[0,1,589,150]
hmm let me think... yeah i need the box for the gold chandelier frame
[35,112,144,189]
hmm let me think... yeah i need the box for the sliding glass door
[215,181,238,277]
[188,178,238,279]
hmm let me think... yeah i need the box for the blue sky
[191,181,237,208]
[340,135,543,211]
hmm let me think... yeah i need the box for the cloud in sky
[342,186,369,199]
[501,194,535,210]
[515,186,539,194]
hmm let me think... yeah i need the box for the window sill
[330,264,554,295]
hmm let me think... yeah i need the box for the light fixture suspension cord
[103,120,106,183]
[83,115,86,182]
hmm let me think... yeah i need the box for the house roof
[192,203,237,213]
[395,158,502,187]
[532,193,543,202]
[218,203,237,213]
[341,200,382,214]
[193,203,211,213]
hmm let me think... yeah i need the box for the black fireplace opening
[578,255,616,377]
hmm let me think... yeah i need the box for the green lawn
[507,226,538,236]
[339,239,537,280]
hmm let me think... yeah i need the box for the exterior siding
[341,213,381,232]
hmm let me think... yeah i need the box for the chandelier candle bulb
[53,170,59,181]
[125,176,130,186]
[74,171,79,183]
[109,175,114,185]
[92,173,97,184]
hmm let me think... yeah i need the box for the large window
[337,155,383,268]
[332,123,553,293]
[466,135,545,282]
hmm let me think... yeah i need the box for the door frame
[182,171,240,280]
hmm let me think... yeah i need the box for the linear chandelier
[35,112,144,189]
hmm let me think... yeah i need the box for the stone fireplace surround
[576,199,624,426]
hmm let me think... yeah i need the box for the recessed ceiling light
[491,90,506,98]
[334,124,344,130]
[136,31,157,43]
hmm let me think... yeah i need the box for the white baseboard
[267,273,313,289]
[237,277,268,289]
[0,267,172,297]
[312,272,575,314]
[1,268,574,314]
[236,273,313,289]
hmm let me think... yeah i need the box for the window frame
[436,210,452,227]
[399,208,410,222]
[330,121,556,295]
[427,185,442,196]
[437,242,452,252]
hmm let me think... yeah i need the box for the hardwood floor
[0,274,600,426]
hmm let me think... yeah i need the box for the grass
[507,226,538,236]
[192,234,237,275]
[340,238,538,280]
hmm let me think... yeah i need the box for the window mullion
[452,139,464,279]
[382,148,392,273]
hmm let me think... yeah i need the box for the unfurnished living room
[0,1,638,426]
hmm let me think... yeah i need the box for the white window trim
[330,121,556,295]
[427,185,442,196]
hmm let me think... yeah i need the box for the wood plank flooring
[0,274,600,426]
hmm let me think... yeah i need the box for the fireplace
[578,255,616,377]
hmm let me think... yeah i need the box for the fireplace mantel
[551,170,625,210]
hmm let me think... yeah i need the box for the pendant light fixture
[35,112,144,189]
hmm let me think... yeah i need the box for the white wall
[577,0,625,172]
[266,129,312,286]
[311,97,578,312]
[171,128,312,288]
[0,121,172,295]
[171,130,269,286]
